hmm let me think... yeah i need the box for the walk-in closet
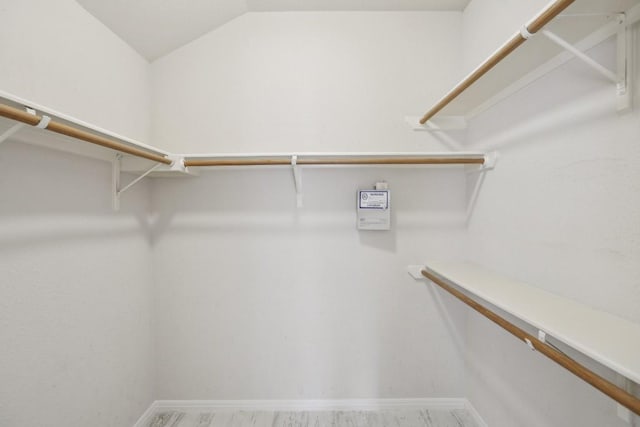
[1,1,639,426]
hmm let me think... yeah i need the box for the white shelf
[181,151,490,168]
[0,92,182,176]
[0,91,168,158]
[423,261,640,384]
[0,91,492,175]
[424,0,640,120]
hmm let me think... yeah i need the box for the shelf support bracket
[616,374,639,425]
[113,153,161,211]
[542,14,631,112]
[117,163,161,196]
[0,123,25,145]
[291,155,303,208]
[616,14,632,113]
[542,29,617,83]
[112,153,122,211]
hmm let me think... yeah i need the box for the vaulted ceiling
[75,0,471,61]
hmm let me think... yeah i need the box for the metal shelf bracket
[616,14,632,113]
[616,374,639,424]
[112,153,161,211]
[291,155,303,208]
[0,123,26,145]
[112,154,122,211]
[542,14,631,112]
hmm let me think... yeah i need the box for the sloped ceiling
[76,0,470,61]
[76,0,248,61]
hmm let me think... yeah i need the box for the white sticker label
[359,191,388,209]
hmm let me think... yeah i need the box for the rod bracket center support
[520,25,535,40]
[24,107,51,129]
[112,153,122,211]
[524,338,536,351]
[291,155,303,208]
[166,154,187,173]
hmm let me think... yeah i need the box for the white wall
[151,167,469,399]
[0,2,156,424]
[6,3,638,424]
[150,11,463,153]
[463,27,640,427]
[0,0,151,142]
[461,0,548,72]
[148,9,475,402]
[0,143,155,426]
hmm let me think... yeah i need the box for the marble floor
[146,408,479,427]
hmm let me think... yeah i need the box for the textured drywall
[461,0,549,73]
[150,167,470,399]
[0,143,155,427]
[0,0,151,142]
[463,30,640,427]
[150,11,464,153]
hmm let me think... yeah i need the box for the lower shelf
[420,261,640,385]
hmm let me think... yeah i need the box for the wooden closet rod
[0,103,172,165]
[419,0,575,124]
[421,269,640,417]
[184,156,485,167]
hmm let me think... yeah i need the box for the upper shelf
[182,152,488,167]
[0,91,170,164]
[422,261,640,384]
[0,92,494,174]
[418,0,640,124]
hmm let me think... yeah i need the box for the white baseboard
[464,399,489,427]
[134,398,488,426]
[154,397,466,411]
[133,400,158,427]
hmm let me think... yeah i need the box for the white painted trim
[152,397,467,411]
[464,399,489,427]
[133,401,158,427]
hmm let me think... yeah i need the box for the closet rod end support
[520,25,535,40]
[481,151,499,171]
[151,155,198,176]
[25,107,51,129]
[408,265,427,280]
[167,155,186,172]
[405,116,467,131]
